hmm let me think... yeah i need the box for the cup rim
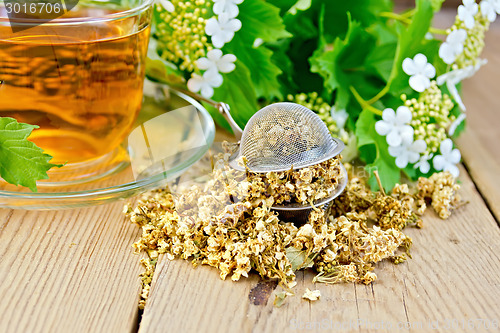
[0,0,153,25]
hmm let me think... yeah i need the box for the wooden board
[459,20,500,222]
[0,202,143,333]
[139,166,500,333]
[430,5,500,223]
[1,8,499,333]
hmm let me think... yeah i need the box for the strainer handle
[162,85,243,140]
[216,103,243,140]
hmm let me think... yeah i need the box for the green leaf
[0,117,61,192]
[222,0,289,101]
[310,17,376,93]
[319,0,393,42]
[269,40,297,95]
[403,165,418,180]
[288,0,311,15]
[225,37,283,100]
[310,15,386,114]
[237,0,292,43]
[366,20,399,45]
[355,110,400,192]
[431,0,446,12]
[274,290,292,307]
[145,39,185,86]
[385,0,434,94]
[211,61,259,129]
[365,42,397,83]
[285,246,314,271]
[355,109,377,147]
[266,0,298,15]
[366,147,401,192]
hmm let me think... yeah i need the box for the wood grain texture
[459,19,500,222]
[139,166,500,333]
[0,202,143,333]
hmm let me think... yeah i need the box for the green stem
[366,85,390,105]
[429,27,448,35]
[401,8,416,19]
[350,86,383,116]
[380,11,411,24]
[380,12,448,35]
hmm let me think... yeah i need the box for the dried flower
[416,172,462,219]
[302,288,321,301]
[126,146,462,309]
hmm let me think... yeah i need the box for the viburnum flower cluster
[154,0,241,99]
[377,53,461,177]
[373,0,496,178]
[149,0,495,190]
[155,0,213,72]
[438,0,497,111]
[187,0,242,98]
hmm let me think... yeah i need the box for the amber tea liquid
[0,7,151,163]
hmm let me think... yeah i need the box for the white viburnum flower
[205,13,242,48]
[481,0,497,21]
[439,29,467,65]
[437,59,487,110]
[196,49,237,74]
[330,107,349,129]
[388,136,427,169]
[375,106,414,147]
[448,113,467,136]
[213,0,243,18]
[157,0,174,12]
[489,0,500,13]
[414,153,434,174]
[458,0,479,29]
[433,138,461,178]
[402,53,436,92]
[187,70,223,98]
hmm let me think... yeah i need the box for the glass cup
[0,0,153,184]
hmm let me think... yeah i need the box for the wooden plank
[139,166,500,333]
[430,10,500,221]
[0,202,143,333]
[458,19,500,222]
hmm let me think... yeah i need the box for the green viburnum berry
[155,0,213,72]
[287,93,339,135]
[449,9,490,70]
[402,81,455,155]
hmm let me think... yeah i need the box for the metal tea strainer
[225,102,347,224]
[227,102,344,172]
[164,87,348,224]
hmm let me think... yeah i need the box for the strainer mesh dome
[235,102,340,172]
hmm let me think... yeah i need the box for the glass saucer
[0,82,215,210]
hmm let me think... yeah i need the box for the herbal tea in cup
[0,1,152,166]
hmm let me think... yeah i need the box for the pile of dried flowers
[125,144,462,309]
